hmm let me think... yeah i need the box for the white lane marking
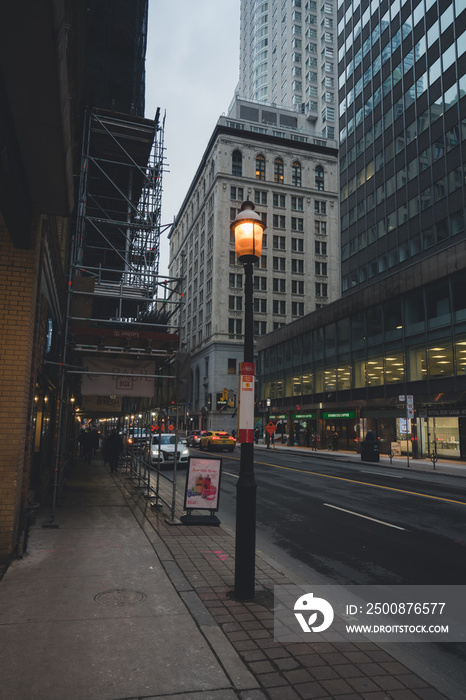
[224,471,239,479]
[323,503,406,530]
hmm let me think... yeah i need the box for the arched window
[232,150,242,177]
[256,154,266,180]
[291,161,302,187]
[274,158,284,184]
[315,165,325,191]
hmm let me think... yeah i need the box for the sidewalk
[254,441,466,478]
[0,455,459,700]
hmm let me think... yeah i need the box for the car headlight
[181,448,189,456]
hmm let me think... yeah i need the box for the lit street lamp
[231,201,265,600]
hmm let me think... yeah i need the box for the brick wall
[0,220,40,558]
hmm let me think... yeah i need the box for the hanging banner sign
[81,358,155,397]
[81,395,122,412]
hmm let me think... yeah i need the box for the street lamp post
[231,201,265,600]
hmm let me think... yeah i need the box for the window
[273,235,286,249]
[254,276,267,291]
[229,251,237,265]
[273,214,286,228]
[315,282,328,296]
[315,240,327,254]
[274,158,284,183]
[229,273,243,288]
[315,165,324,190]
[291,238,304,252]
[291,161,302,186]
[228,358,237,374]
[291,196,304,210]
[228,295,242,311]
[314,200,327,214]
[254,189,267,205]
[273,278,286,292]
[230,186,244,200]
[273,256,286,271]
[292,302,305,316]
[292,280,304,294]
[273,193,286,207]
[292,258,304,273]
[273,299,286,314]
[232,150,242,177]
[315,220,327,234]
[228,318,242,337]
[254,321,267,335]
[315,261,327,275]
[254,298,267,313]
[256,154,266,180]
[291,217,304,231]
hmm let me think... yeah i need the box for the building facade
[257,0,466,459]
[338,0,465,294]
[168,99,339,432]
[237,0,338,137]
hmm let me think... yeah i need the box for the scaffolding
[45,108,183,522]
[70,107,181,348]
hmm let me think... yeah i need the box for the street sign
[266,421,277,435]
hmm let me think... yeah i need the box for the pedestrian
[82,430,94,463]
[254,427,260,444]
[231,428,236,439]
[104,430,124,473]
[90,427,100,457]
[311,433,317,450]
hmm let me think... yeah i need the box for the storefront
[321,411,357,451]
[418,408,466,459]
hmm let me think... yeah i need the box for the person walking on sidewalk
[104,430,123,473]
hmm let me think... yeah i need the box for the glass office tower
[238,0,338,138]
[338,0,466,293]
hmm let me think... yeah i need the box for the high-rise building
[256,0,466,458]
[237,0,338,138]
[168,99,339,432]
[338,0,465,293]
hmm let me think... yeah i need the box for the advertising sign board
[183,457,222,512]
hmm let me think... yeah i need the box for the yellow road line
[227,454,466,506]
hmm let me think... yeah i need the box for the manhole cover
[95,589,146,606]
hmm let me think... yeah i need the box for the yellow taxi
[198,430,236,452]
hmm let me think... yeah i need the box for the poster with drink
[183,457,222,512]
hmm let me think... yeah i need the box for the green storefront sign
[322,411,356,419]
[292,413,317,419]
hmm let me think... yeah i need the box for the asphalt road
[186,446,466,698]
[213,448,466,586]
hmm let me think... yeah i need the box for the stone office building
[168,99,339,432]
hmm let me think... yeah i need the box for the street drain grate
[95,589,146,606]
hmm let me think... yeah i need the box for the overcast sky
[145,0,241,275]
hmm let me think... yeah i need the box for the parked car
[199,431,236,452]
[186,430,207,447]
[149,433,190,467]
